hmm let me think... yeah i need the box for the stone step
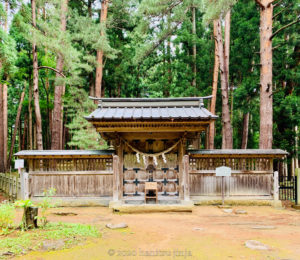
[110,200,194,213]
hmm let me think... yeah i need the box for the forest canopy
[0,0,299,172]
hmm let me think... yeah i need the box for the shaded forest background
[0,0,299,172]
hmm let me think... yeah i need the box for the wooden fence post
[273,171,279,201]
[20,171,29,200]
[183,155,190,201]
[113,155,120,202]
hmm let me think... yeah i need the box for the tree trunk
[3,2,8,170]
[258,0,273,149]
[224,10,230,89]
[192,7,197,89]
[31,0,43,150]
[241,112,249,149]
[3,83,7,171]
[216,19,233,149]
[0,84,4,172]
[209,20,219,149]
[7,90,25,168]
[28,79,33,150]
[22,114,28,150]
[95,0,108,98]
[23,207,38,229]
[51,0,68,150]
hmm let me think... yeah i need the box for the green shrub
[37,188,57,226]
[0,202,15,229]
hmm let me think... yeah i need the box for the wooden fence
[27,157,113,198]
[188,153,277,199]
[0,173,21,200]
[13,149,287,203]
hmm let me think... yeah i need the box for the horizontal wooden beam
[29,171,113,175]
[189,170,273,175]
[17,155,113,159]
[96,126,207,133]
[189,154,284,158]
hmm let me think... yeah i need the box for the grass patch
[0,222,100,259]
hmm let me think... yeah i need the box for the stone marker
[235,210,247,214]
[251,226,276,230]
[223,209,233,213]
[245,240,269,250]
[106,223,128,229]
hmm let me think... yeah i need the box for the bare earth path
[14,206,300,260]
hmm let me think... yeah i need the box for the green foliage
[65,87,107,149]
[201,0,237,24]
[37,188,57,227]
[14,199,34,209]
[1,0,299,167]
[0,222,100,258]
[0,28,17,78]
[0,202,15,230]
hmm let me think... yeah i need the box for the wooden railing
[189,157,273,174]
[30,158,113,172]
[0,173,21,200]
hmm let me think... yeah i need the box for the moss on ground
[0,222,100,259]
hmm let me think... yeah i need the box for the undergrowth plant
[37,188,57,226]
[0,201,15,234]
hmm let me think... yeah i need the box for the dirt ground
[10,205,300,260]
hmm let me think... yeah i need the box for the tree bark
[216,19,233,149]
[3,83,7,171]
[208,20,219,149]
[2,2,8,171]
[192,7,197,90]
[31,0,43,150]
[22,114,28,150]
[257,0,273,149]
[51,0,68,150]
[24,207,38,229]
[224,10,230,88]
[7,90,25,168]
[95,0,109,98]
[28,78,33,150]
[0,84,4,172]
[241,112,249,149]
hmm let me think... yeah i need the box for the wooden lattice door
[123,154,179,199]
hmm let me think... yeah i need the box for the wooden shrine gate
[123,153,179,199]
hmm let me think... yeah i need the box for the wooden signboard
[216,166,231,177]
[15,159,24,169]
[216,166,231,205]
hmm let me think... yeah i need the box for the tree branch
[273,3,292,20]
[255,0,265,9]
[136,8,189,63]
[270,19,300,40]
[37,66,66,77]
[273,0,283,8]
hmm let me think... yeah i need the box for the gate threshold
[109,200,194,213]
